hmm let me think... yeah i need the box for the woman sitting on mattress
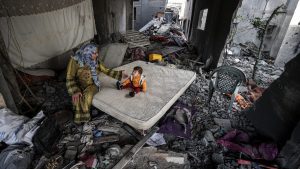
[66,43,127,124]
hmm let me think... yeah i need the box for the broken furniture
[113,127,159,169]
[122,31,150,49]
[207,66,246,113]
[92,61,196,130]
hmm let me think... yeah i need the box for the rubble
[213,118,232,132]
[3,14,287,169]
[123,146,190,169]
[122,31,150,48]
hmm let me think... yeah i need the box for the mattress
[92,61,196,130]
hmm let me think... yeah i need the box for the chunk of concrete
[0,93,6,108]
[123,146,190,169]
[214,118,232,131]
[164,156,185,164]
[64,149,77,160]
[212,153,224,164]
[101,43,128,69]
[203,130,215,142]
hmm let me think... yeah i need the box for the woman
[66,43,126,124]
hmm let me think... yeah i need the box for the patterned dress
[66,58,122,123]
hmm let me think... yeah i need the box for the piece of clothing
[0,108,45,145]
[66,58,122,123]
[217,129,278,161]
[122,74,147,92]
[158,102,195,139]
[123,83,142,93]
[72,43,100,87]
[0,144,34,169]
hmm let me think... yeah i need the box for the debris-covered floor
[14,39,283,169]
[1,11,293,169]
[1,0,300,168]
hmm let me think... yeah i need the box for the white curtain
[0,0,96,68]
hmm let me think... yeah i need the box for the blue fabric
[73,43,101,87]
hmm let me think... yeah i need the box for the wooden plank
[112,127,159,169]
[122,124,143,141]
[92,135,119,145]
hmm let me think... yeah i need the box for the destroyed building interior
[0,0,300,168]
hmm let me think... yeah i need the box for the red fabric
[123,83,141,93]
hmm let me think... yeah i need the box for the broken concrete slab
[213,118,232,131]
[101,43,128,69]
[123,146,190,169]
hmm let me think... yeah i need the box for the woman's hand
[72,92,82,104]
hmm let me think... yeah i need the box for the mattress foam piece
[92,61,196,130]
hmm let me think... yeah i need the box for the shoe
[129,91,135,97]
[116,81,122,90]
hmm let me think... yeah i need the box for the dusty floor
[22,49,283,168]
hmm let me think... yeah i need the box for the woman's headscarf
[72,43,101,87]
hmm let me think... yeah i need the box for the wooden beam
[112,127,159,169]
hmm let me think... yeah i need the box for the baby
[116,66,147,97]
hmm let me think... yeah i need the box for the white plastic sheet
[0,108,45,145]
[0,0,96,68]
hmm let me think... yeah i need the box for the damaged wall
[189,0,241,69]
[231,0,299,59]
[93,0,133,44]
[134,0,167,30]
[275,25,300,67]
[232,0,286,46]
[274,1,300,67]
[180,0,194,39]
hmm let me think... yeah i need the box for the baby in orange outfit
[116,66,147,97]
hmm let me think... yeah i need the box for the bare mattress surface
[92,61,196,130]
